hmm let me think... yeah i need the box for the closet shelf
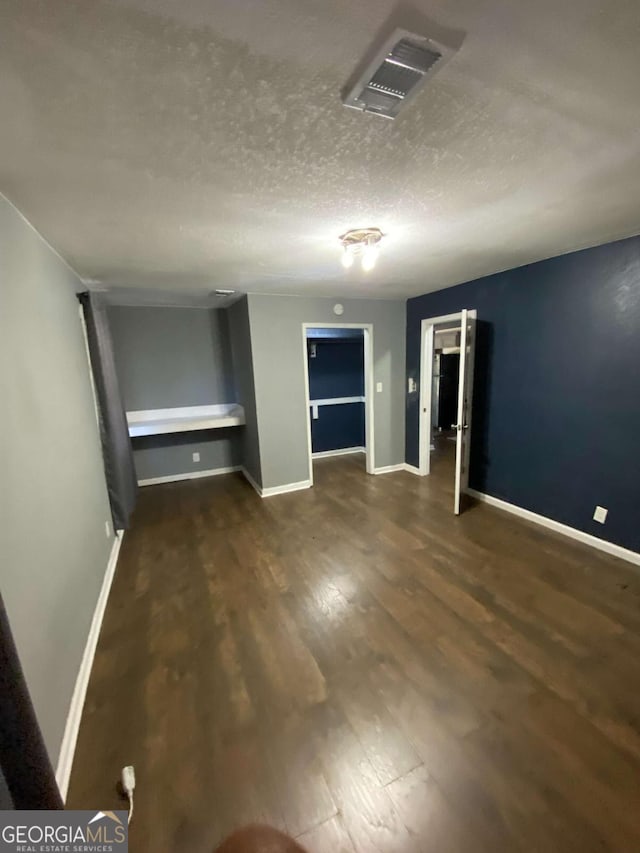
[127,404,245,437]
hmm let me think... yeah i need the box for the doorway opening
[419,310,477,514]
[430,323,461,488]
[302,323,374,485]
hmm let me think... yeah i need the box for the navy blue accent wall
[308,340,364,399]
[406,235,640,553]
[308,341,365,452]
[311,403,365,452]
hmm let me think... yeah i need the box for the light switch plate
[192,451,201,463]
[593,505,608,524]
[376,382,383,393]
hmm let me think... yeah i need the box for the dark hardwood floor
[67,449,640,852]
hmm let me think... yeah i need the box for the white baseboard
[468,489,640,567]
[263,479,312,497]
[373,463,406,475]
[242,468,312,498]
[312,447,365,459]
[242,467,263,496]
[56,530,124,801]
[138,465,241,486]
[403,463,423,476]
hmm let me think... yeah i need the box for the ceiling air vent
[342,28,456,119]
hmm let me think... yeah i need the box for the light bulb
[361,245,378,271]
[341,246,354,269]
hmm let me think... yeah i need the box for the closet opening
[302,323,374,485]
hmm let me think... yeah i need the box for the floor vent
[342,28,456,119]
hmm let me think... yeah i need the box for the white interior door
[453,309,476,515]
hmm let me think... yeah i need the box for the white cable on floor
[121,765,136,826]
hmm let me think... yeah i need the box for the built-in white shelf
[127,404,245,438]
[309,396,365,407]
[309,395,365,420]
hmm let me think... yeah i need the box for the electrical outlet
[408,377,417,393]
[376,382,383,393]
[593,505,608,524]
[192,451,200,463]
[105,520,110,538]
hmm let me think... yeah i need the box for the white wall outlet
[593,505,608,524]
[408,377,417,393]
[376,382,383,393]
[105,520,111,538]
[192,451,200,463]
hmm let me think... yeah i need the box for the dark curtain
[79,292,137,530]
[0,594,63,809]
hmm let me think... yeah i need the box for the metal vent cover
[342,28,456,119]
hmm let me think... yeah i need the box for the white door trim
[302,323,374,485]
[418,311,477,478]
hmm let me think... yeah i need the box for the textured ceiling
[1,0,640,300]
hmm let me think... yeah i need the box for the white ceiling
[1,0,640,300]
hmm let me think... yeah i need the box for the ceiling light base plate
[339,227,384,248]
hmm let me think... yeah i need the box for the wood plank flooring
[67,447,640,852]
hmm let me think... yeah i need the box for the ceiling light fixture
[341,246,355,269]
[361,235,380,272]
[339,227,384,272]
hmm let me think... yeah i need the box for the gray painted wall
[133,429,241,482]
[247,295,406,490]
[109,306,236,410]
[0,195,114,764]
[228,297,262,486]
[109,306,241,481]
